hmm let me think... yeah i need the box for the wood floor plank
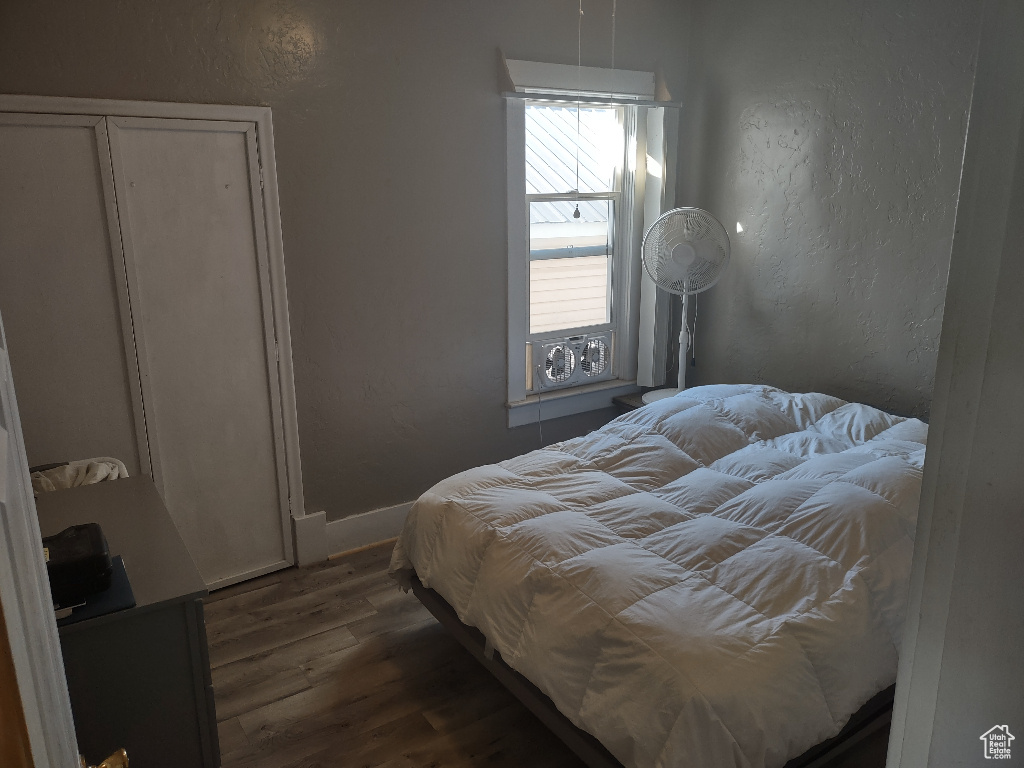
[398,702,585,768]
[213,625,359,699]
[217,716,251,758]
[298,620,451,689]
[204,580,286,621]
[205,570,285,605]
[248,710,437,768]
[206,572,387,645]
[302,708,475,768]
[206,556,381,621]
[238,638,480,748]
[214,667,311,722]
[364,580,412,611]
[238,686,424,767]
[420,670,520,733]
[344,588,435,642]
[207,597,376,668]
[335,541,395,574]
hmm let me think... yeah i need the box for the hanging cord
[601,4,611,291]
[537,387,545,447]
[610,0,616,70]
[573,0,583,218]
[690,294,698,367]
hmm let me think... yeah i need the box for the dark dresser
[34,476,219,767]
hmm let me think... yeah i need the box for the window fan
[641,207,730,404]
[531,333,614,391]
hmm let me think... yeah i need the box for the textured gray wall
[0,0,690,520]
[0,1,979,520]
[679,0,981,418]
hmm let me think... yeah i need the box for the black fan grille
[545,344,577,383]
[581,339,609,376]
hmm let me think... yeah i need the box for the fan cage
[643,208,730,295]
[544,343,577,383]
[580,339,609,377]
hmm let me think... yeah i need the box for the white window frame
[504,60,677,426]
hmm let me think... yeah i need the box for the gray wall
[679,0,981,418]
[0,0,982,520]
[0,0,690,520]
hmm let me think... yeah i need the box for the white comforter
[390,385,926,768]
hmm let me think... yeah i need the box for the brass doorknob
[79,748,128,768]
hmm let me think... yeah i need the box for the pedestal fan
[641,207,731,404]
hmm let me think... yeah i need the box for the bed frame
[411,575,894,768]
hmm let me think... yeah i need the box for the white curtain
[636,107,678,387]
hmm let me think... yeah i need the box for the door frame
[0,95,306,581]
[0,316,79,767]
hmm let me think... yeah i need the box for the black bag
[43,524,113,608]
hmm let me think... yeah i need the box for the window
[527,104,622,335]
[504,59,678,426]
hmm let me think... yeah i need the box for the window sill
[507,379,640,427]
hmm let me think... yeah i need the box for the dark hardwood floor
[206,541,586,768]
[205,540,891,768]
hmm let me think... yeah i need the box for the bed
[389,384,926,768]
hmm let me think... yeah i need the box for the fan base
[641,388,681,405]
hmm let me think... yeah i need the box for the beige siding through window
[530,255,610,334]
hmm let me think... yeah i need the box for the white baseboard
[326,501,413,557]
[292,509,328,566]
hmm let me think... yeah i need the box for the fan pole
[641,293,687,404]
[639,208,729,404]
[677,292,688,390]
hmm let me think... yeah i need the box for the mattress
[390,384,926,768]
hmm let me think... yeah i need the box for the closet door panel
[108,117,290,587]
[0,114,145,475]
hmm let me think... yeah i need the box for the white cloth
[390,384,926,768]
[31,457,129,496]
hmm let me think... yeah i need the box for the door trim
[0,318,79,767]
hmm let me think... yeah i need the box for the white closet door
[0,114,147,475]
[107,117,291,588]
